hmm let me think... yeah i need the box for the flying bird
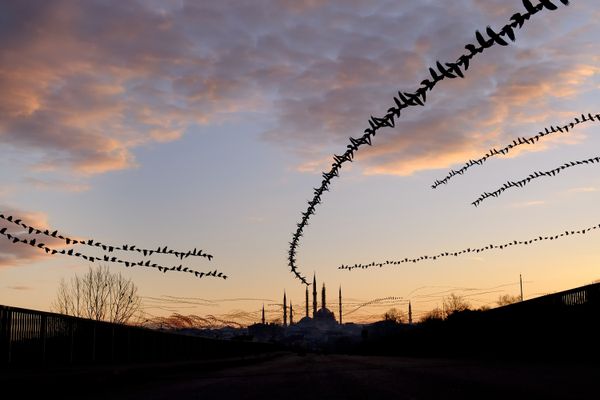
[431,113,598,188]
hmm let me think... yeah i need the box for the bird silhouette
[340,222,598,270]
[0,226,226,280]
[0,212,214,263]
[432,113,598,188]
[472,156,599,206]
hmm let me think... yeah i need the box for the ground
[39,353,597,399]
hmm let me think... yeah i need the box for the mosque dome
[314,307,336,323]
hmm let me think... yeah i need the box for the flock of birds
[2,0,587,291]
[343,296,406,317]
[339,223,600,271]
[288,0,572,284]
[0,212,225,280]
[471,155,600,207]
[432,113,600,189]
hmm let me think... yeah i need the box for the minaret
[322,283,326,309]
[408,301,413,325]
[261,304,265,324]
[339,286,342,325]
[305,286,309,318]
[312,273,317,317]
[283,291,287,327]
[290,302,294,325]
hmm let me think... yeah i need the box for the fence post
[4,310,12,364]
[69,319,74,364]
[91,323,96,362]
[111,326,115,362]
[1,308,10,364]
[40,314,47,363]
[127,329,131,362]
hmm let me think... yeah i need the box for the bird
[486,26,508,46]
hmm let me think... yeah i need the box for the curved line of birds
[344,296,406,316]
[341,282,523,316]
[472,155,600,206]
[407,282,525,299]
[287,0,570,285]
[0,212,212,260]
[0,214,225,280]
[339,222,599,271]
[432,113,600,189]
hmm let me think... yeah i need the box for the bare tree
[53,264,141,324]
[382,307,406,324]
[497,294,521,306]
[443,293,471,317]
[421,307,444,322]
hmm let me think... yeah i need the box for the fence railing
[489,281,600,314]
[0,305,276,367]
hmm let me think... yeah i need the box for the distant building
[250,274,362,349]
[295,273,339,328]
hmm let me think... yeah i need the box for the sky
[1,0,599,325]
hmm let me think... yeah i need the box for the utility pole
[520,274,524,302]
[408,301,412,325]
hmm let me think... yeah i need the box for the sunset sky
[1,0,599,324]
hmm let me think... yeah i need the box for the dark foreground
[15,353,596,399]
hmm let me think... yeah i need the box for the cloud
[0,1,217,178]
[6,285,33,291]
[509,200,546,208]
[0,205,64,267]
[259,0,599,176]
[245,216,266,224]
[0,0,597,185]
[23,177,91,193]
[567,186,598,193]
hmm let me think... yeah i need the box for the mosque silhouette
[259,273,342,328]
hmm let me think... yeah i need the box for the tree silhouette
[497,294,521,306]
[443,294,471,317]
[421,307,444,322]
[52,264,141,324]
[382,308,406,324]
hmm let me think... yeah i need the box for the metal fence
[0,305,276,367]
[488,281,600,315]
